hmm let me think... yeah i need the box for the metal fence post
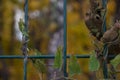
[23,0,29,80]
[63,0,67,77]
[102,0,108,79]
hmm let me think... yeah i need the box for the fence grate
[0,0,112,80]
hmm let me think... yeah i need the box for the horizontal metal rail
[0,54,115,59]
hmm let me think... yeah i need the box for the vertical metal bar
[102,0,107,8]
[103,44,108,78]
[102,0,107,32]
[24,0,28,31]
[63,0,67,77]
[102,0,108,79]
[24,57,28,80]
[24,0,28,80]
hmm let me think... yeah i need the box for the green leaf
[31,49,47,73]
[89,51,100,71]
[18,18,29,37]
[22,31,29,37]
[18,18,24,32]
[53,47,63,69]
[32,59,47,73]
[68,55,81,77]
[110,54,120,69]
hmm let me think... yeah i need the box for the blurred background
[0,0,119,80]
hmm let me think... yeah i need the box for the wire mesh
[0,0,110,80]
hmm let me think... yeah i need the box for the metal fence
[0,0,111,80]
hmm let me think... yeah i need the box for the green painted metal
[63,0,67,77]
[24,0,29,80]
[0,55,115,59]
[102,0,108,79]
